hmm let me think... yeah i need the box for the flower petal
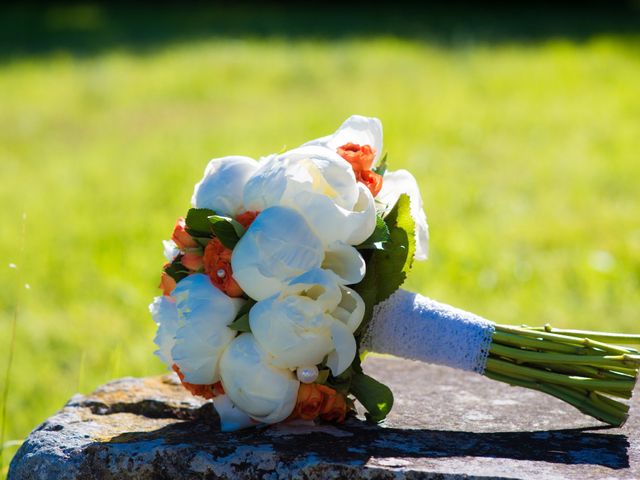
[150,296,181,368]
[322,242,366,286]
[326,320,357,376]
[250,295,334,369]
[192,156,258,216]
[303,115,383,164]
[212,395,258,432]
[162,240,180,262]
[243,145,359,212]
[231,206,325,300]
[219,333,299,424]
[171,274,244,384]
[377,169,429,260]
[331,286,365,333]
[292,183,376,246]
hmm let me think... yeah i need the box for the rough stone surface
[8,356,639,480]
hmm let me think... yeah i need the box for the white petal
[150,296,181,368]
[192,156,258,216]
[377,169,429,260]
[231,206,324,300]
[323,242,366,285]
[292,183,376,246]
[219,333,299,424]
[303,115,383,164]
[331,286,365,333]
[162,240,180,262]
[284,268,343,310]
[250,295,334,369]
[212,395,258,432]
[326,320,357,376]
[243,146,359,212]
[170,274,244,384]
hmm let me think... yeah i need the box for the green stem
[494,324,636,355]
[485,357,634,394]
[530,325,640,347]
[490,343,640,368]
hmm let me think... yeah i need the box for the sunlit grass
[1,34,639,472]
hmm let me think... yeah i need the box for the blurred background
[1,1,639,474]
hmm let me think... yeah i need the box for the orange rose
[171,218,198,250]
[360,169,383,197]
[181,251,204,271]
[203,238,243,297]
[337,143,383,197]
[319,391,348,423]
[337,143,375,172]
[159,269,176,296]
[235,210,259,229]
[172,364,224,399]
[291,383,341,421]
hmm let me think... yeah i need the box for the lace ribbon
[360,289,495,374]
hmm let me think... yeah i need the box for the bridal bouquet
[151,116,639,431]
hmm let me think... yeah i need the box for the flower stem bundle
[485,324,640,427]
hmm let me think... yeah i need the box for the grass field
[1,3,639,475]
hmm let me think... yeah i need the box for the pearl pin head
[296,365,319,384]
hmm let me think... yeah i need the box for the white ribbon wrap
[361,289,495,374]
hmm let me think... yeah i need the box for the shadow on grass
[1,1,639,61]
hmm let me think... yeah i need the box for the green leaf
[208,215,245,249]
[372,152,388,176]
[164,260,190,282]
[350,372,394,422]
[228,313,251,332]
[315,369,330,385]
[357,214,391,249]
[354,194,416,336]
[185,208,216,236]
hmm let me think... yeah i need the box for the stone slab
[8,356,639,479]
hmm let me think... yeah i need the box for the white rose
[192,155,258,216]
[250,268,365,376]
[303,114,384,165]
[150,296,181,368]
[242,145,376,246]
[377,169,429,260]
[170,274,244,384]
[219,333,299,424]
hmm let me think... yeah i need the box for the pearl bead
[296,366,319,384]
[216,268,226,278]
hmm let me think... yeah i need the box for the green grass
[1,5,640,475]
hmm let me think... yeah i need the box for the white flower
[242,145,376,246]
[250,268,365,376]
[219,333,299,424]
[150,296,181,367]
[192,155,258,216]
[303,115,384,165]
[170,274,244,384]
[377,169,429,260]
[212,395,257,432]
[231,206,325,300]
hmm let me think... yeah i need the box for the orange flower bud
[337,143,383,197]
[171,218,198,250]
[159,270,177,296]
[172,364,224,399]
[337,143,376,172]
[181,251,204,271]
[319,391,348,423]
[292,384,325,420]
[203,238,243,297]
[235,210,260,229]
